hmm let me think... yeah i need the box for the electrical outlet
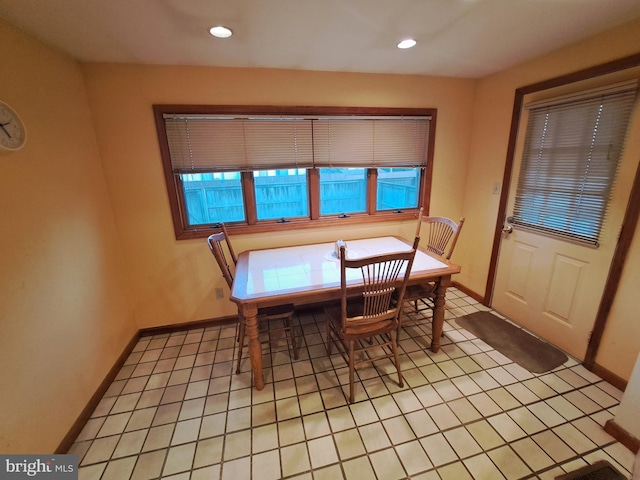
[215,288,224,299]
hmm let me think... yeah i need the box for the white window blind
[164,116,314,172]
[163,114,431,172]
[312,117,430,167]
[514,81,638,245]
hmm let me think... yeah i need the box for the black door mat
[555,460,627,479]
[455,311,568,374]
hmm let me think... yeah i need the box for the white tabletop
[244,236,448,296]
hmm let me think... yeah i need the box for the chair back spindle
[325,236,420,402]
[414,207,465,260]
[399,211,465,329]
[339,236,419,333]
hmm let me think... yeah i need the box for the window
[377,167,421,211]
[154,106,435,239]
[319,168,367,215]
[254,169,308,220]
[182,172,244,225]
[513,81,637,246]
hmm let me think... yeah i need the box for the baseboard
[451,281,630,393]
[452,281,487,305]
[138,308,332,337]
[55,330,141,454]
[591,362,627,391]
[139,315,238,337]
[57,316,240,453]
[604,419,640,453]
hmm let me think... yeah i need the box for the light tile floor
[71,288,637,479]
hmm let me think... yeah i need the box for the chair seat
[325,302,398,339]
[403,283,436,302]
[258,303,295,319]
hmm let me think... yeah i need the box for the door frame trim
[485,53,640,368]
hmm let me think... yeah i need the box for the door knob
[502,225,513,234]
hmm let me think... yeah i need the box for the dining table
[230,235,461,390]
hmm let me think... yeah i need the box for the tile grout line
[71,289,634,479]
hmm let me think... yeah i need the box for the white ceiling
[1,0,640,78]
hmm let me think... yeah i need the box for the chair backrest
[414,207,465,260]
[206,224,237,289]
[338,236,419,333]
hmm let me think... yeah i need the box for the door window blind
[513,81,638,246]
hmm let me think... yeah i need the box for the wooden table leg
[430,280,447,353]
[241,303,263,390]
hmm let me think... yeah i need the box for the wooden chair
[324,236,419,403]
[402,208,465,321]
[207,225,297,374]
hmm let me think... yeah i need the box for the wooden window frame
[153,105,437,239]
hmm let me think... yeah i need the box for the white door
[492,82,639,361]
[493,224,620,360]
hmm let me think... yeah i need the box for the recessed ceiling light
[209,26,233,38]
[397,39,417,49]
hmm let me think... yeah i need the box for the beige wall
[80,64,476,329]
[461,18,640,379]
[0,20,137,452]
[2,12,640,454]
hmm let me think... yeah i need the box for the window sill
[176,210,420,240]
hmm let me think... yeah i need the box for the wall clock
[0,101,27,152]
